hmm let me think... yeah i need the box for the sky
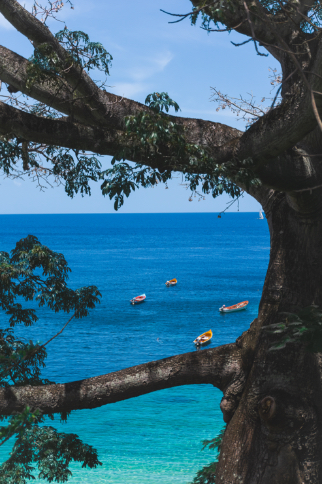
[0,0,279,214]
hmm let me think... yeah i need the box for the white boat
[219,301,248,313]
[259,210,264,219]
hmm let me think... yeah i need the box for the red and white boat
[219,301,248,313]
[130,294,146,305]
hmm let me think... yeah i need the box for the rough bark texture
[215,187,322,483]
[2,0,322,482]
[0,343,253,416]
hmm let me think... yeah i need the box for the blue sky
[0,0,279,213]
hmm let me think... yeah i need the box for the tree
[1,0,322,482]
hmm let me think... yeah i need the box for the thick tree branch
[189,0,315,61]
[2,98,322,203]
[0,0,111,126]
[255,147,322,193]
[0,100,242,167]
[0,344,246,415]
[0,101,123,156]
[0,45,101,126]
[0,47,241,151]
[3,41,322,178]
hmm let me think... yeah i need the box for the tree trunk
[216,186,322,483]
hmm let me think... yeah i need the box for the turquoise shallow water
[0,213,270,483]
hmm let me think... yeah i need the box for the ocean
[0,213,270,483]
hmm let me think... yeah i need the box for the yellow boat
[165,278,177,286]
[193,329,212,346]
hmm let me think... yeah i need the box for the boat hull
[219,301,248,313]
[219,306,246,313]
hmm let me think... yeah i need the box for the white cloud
[13,180,22,187]
[111,82,149,99]
[129,51,174,82]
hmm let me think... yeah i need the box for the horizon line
[0,211,261,215]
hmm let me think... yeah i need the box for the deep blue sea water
[0,213,270,483]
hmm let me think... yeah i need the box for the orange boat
[193,330,212,346]
[165,278,177,287]
[219,301,248,313]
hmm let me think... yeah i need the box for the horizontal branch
[2,45,321,182]
[0,99,244,169]
[0,45,100,126]
[0,101,123,156]
[0,45,242,152]
[0,344,245,415]
[2,99,322,205]
[1,0,242,143]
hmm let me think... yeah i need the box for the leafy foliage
[0,234,101,326]
[0,138,102,198]
[191,426,226,484]
[0,139,24,176]
[100,92,260,209]
[188,0,322,33]
[0,425,101,483]
[55,28,112,75]
[1,85,260,210]
[0,235,101,482]
[0,328,50,387]
[144,92,180,114]
[0,407,41,447]
[264,306,322,352]
[27,28,112,82]
[100,161,172,211]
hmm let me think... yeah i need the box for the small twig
[38,313,76,351]
[294,183,322,193]
[203,19,246,33]
[2,313,75,379]
[270,69,296,109]
[218,191,244,216]
[243,1,256,39]
[160,4,212,24]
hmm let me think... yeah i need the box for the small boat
[130,294,146,305]
[165,278,177,286]
[219,301,248,313]
[193,329,212,346]
[258,210,264,219]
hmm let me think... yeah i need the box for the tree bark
[0,343,253,416]
[2,1,322,482]
[215,185,322,483]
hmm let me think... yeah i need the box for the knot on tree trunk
[256,387,318,483]
[220,373,247,423]
[220,395,240,423]
[259,395,276,420]
[258,388,312,432]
